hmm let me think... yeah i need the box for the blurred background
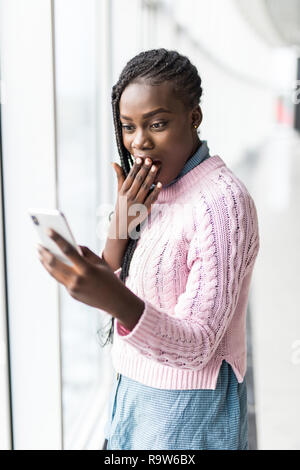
[0,0,300,450]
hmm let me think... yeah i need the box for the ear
[190,105,202,128]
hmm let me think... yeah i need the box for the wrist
[110,278,145,330]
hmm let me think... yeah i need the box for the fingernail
[136,158,142,164]
[47,228,53,237]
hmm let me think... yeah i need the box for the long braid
[97,49,203,347]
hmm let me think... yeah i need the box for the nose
[131,128,152,151]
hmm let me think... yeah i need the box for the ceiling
[235,0,300,48]
[265,0,300,46]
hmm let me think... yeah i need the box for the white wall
[0,0,62,449]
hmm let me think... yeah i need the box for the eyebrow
[120,107,173,121]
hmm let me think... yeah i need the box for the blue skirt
[104,359,248,450]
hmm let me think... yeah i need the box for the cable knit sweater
[106,155,260,390]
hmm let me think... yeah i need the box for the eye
[122,124,134,132]
[151,121,168,130]
[121,121,168,132]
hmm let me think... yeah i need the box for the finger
[143,181,163,211]
[47,229,87,273]
[135,162,162,201]
[78,245,89,256]
[38,247,73,286]
[127,158,160,201]
[79,245,102,264]
[121,157,145,192]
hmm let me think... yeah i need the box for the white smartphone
[28,208,83,266]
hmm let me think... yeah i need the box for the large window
[53,0,162,448]
[53,0,114,449]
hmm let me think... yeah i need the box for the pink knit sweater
[106,155,260,390]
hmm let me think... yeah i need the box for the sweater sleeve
[115,188,260,370]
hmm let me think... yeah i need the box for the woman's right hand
[111,157,162,239]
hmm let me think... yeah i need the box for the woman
[37,49,260,450]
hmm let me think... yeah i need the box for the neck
[185,138,202,165]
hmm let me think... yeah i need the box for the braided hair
[97,48,203,347]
